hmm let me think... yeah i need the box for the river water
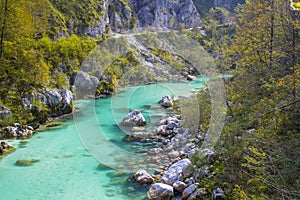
[0,78,208,200]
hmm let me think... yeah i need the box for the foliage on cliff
[0,0,98,124]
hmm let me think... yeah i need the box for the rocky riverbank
[124,95,225,200]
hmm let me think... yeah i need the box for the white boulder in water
[159,96,173,108]
[121,110,147,126]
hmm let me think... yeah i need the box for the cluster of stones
[133,157,224,200]
[156,115,181,137]
[130,95,225,199]
[1,123,35,138]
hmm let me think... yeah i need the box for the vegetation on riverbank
[190,1,300,199]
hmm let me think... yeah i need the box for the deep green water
[0,78,208,200]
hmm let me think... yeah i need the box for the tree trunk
[0,0,9,61]
[269,0,275,70]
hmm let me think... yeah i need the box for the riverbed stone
[15,159,40,167]
[147,183,174,200]
[173,180,187,192]
[131,126,146,132]
[134,170,154,184]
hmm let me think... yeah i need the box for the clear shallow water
[0,78,208,200]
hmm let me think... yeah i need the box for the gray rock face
[134,170,154,184]
[161,158,191,185]
[121,110,147,126]
[84,11,109,37]
[22,88,73,117]
[85,0,202,36]
[74,71,99,99]
[147,183,174,200]
[108,0,135,33]
[85,0,136,35]
[0,105,12,120]
[130,0,202,29]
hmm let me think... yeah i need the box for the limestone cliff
[84,0,202,37]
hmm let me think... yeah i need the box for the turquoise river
[0,78,209,200]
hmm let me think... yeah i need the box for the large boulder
[121,110,147,126]
[134,170,154,184]
[74,71,99,98]
[161,158,192,185]
[173,180,187,192]
[159,96,173,108]
[147,183,174,200]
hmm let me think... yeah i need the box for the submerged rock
[147,183,174,200]
[131,126,146,132]
[121,110,147,126]
[15,159,39,167]
[134,170,154,184]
